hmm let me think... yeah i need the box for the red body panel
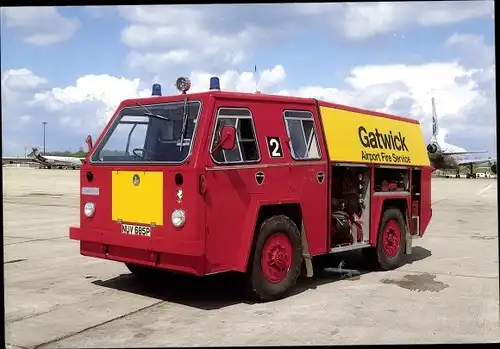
[419,167,433,236]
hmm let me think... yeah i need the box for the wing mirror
[220,125,236,150]
[210,125,236,155]
[85,135,93,152]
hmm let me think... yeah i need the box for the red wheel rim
[382,220,401,258]
[260,233,293,283]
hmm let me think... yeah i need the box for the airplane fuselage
[32,148,83,169]
[428,152,458,170]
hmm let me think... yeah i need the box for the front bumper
[69,226,205,275]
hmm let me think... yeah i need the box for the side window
[283,110,321,160]
[211,108,260,164]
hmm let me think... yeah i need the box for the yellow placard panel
[111,171,163,226]
[319,106,430,167]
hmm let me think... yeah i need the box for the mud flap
[405,221,412,255]
[300,221,314,277]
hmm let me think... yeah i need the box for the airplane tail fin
[431,97,438,138]
[31,147,47,163]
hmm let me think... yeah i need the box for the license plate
[120,224,151,237]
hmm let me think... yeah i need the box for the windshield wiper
[135,101,170,121]
[179,94,189,152]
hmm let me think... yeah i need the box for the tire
[247,215,303,302]
[362,208,407,270]
[125,263,163,280]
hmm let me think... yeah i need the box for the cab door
[283,108,329,255]
[204,103,263,273]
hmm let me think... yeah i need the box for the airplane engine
[427,143,438,154]
[490,163,496,175]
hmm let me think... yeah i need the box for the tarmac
[3,167,499,347]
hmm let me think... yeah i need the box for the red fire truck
[70,77,432,301]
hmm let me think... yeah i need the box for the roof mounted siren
[152,83,162,96]
[175,77,191,94]
[210,76,220,91]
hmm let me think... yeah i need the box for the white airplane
[426,98,496,178]
[31,147,84,169]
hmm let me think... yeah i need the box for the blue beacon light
[152,83,162,96]
[209,77,220,91]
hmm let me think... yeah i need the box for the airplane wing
[2,156,36,164]
[456,157,496,166]
[443,150,488,156]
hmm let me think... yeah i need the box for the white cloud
[446,33,495,70]
[277,86,354,105]
[1,7,79,45]
[20,115,32,123]
[115,2,494,78]
[342,1,493,39]
[344,62,481,120]
[1,68,48,105]
[127,50,192,73]
[2,68,47,90]
[29,74,150,130]
[119,5,261,73]
[259,65,286,90]
[118,5,305,75]
[188,65,286,93]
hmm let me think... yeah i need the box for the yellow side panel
[112,171,163,226]
[319,106,430,167]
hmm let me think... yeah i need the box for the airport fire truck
[70,77,433,301]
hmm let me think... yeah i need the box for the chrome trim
[375,165,412,170]
[206,160,327,171]
[81,187,99,196]
[209,107,262,166]
[329,243,371,253]
[373,191,410,196]
[283,109,323,161]
[333,163,368,167]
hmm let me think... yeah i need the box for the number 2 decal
[266,136,283,158]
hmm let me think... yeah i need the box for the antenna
[254,65,259,93]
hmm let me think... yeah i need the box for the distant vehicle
[426,98,496,178]
[31,147,84,169]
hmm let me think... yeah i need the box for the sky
[0,2,496,157]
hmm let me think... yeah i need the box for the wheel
[362,208,407,270]
[125,263,163,280]
[247,215,303,302]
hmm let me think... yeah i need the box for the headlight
[84,202,95,217]
[171,209,186,228]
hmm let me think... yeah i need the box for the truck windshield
[91,100,201,163]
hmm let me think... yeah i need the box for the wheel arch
[234,201,304,273]
[370,196,409,246]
